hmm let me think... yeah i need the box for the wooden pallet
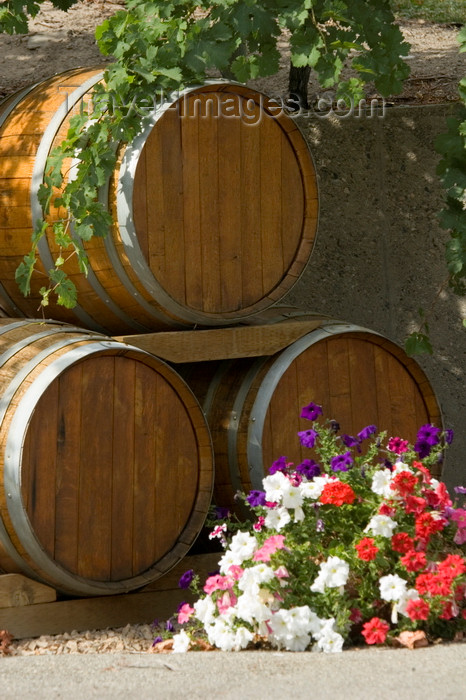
[0,553,219,640]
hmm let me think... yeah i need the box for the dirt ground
[0,0,465,105]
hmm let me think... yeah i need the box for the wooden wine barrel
[0,319,213,596]
[179,319,442,512]
[0,67,318,334]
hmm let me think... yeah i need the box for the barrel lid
[0,331,213,596]
[123,83,319,321]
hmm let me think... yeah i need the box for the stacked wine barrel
[0,68,441,594]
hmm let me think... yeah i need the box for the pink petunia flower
[177,603,194,624]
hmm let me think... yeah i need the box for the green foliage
[4,0,466,355]
[435,29,466,297]
[0,0,77,33]
[391,0,466,25]
[10,0,414,308]
[405,29,466,355]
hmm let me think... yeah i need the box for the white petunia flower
[379,574,408,602]
[264,506,291,531]
[172,629,190,653]
[393,460,412,474]
[300,475,330,500]
[238,564,275,589]
[218,549,242,573]
[193,596,216,625]
[233,626,254,650]
[293,505,305,523]
[310,572,327,594]
[262,471,289,503]
[365,514,397,538]
[229,531,258,562]
[206,618,237,651]
[235,591,271,624]
[284,633,312,652]
[311,556,349,592]
[371,470,394,498]
[281,483,304,509]
[315,629,344,654]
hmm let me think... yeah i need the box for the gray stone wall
[282,103,466,492]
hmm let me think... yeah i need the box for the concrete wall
[281,103,466,492]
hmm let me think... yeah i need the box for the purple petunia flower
[296,459,321,479]
[330,451,354,472]
[454,486,466,494]
[357,425,377,441]
[269,456,288,475]
[416,424,441,446]
[329,420,340,433]
[341,434,360,448]
[300,402,323,421]
[214,506,231,520]
[444,429,454,445]
[414,439,432,459]
[166,620,175,633]
[298,429,319,449]
[152,636,163,646]
[246,490,267,507]
[178,569,195,589]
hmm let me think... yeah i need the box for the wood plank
[78,356,114,580]
[54,362,83,574]
[110,357,135,581]
[326,336,353,433]
[281,129,305,269]
[387,352,419,442]
[348,337,377,433]
[24,376,59,561]
[240,101,262,307]
[260,112,283,294]
[181,92,203,311]
[159,105,185,304]
[264,357,301,469]
[132,361,157,574]
[217,94,242,313]
[145,108,167,281]
[153,375,198,562]
[114,319,326,362]
[0,554,219,639]
[0,574,56,608]
[373,344,396,437]
[198,93,220,312]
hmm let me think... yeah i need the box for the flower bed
[155,404,466,654]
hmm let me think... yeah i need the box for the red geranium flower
[416,572,452,597]
[390,471,418,497]
[400,550,427,573]
[437,554,466,579]
[391,532,414,554]
[413,461,432,484]
[405,598,430,621]
[355,537,379,561]
[439,601,456,620]
[361,617,390,645]
[404,495,427,516]
[415,512,446,541]
[320,481,356,506]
